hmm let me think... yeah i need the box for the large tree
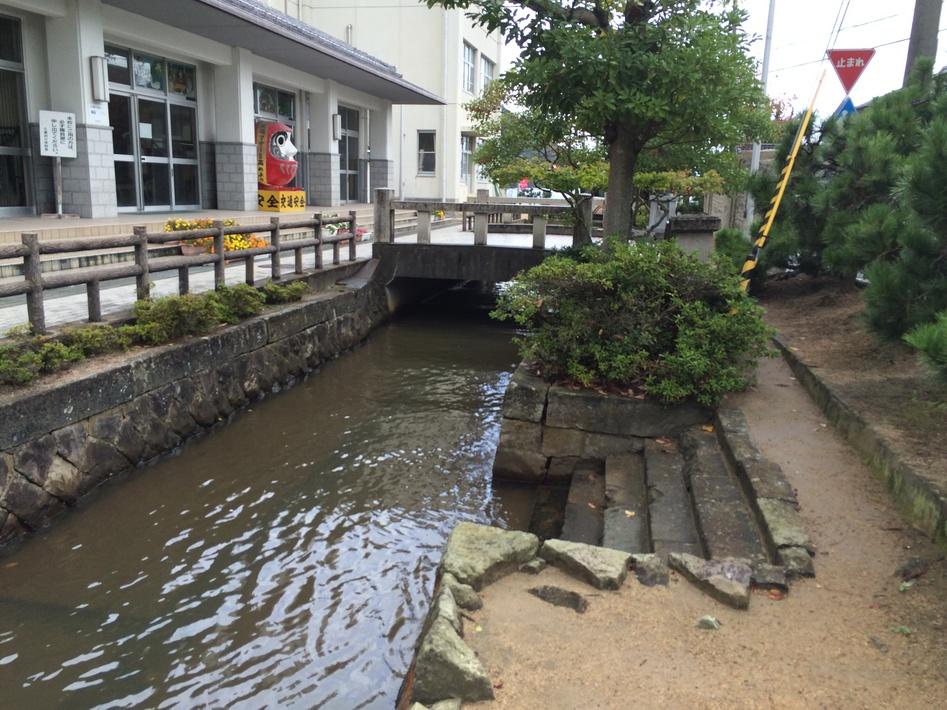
[430,0,770,237]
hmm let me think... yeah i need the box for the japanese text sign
[39,110,77,159]
[826,49,875,94]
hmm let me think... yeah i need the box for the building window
[460,134,475,181]
[480,56,495,91]
[0,14,29,212]
[418,130,436,174]
[254,84,296,123]
[462,43,476,94]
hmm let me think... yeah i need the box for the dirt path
[465,356,947,709]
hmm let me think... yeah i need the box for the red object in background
[255,121,299,188]
[518,178,529,190]
[826,49,876,94]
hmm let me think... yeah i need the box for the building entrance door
[0,15,32,217]
[109,94,200,211]
[338,107,359,203]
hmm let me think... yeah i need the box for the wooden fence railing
[0,212,359,334]
[373,188,593,249]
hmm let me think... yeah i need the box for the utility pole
[743,0,776,235]
[904,0,943,86]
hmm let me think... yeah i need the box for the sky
[739,0,947,118]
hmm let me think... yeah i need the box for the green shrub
[492,239,772,406]
[132,293,225,342]
[714,228,750,273]
[260,280,309,304]
[0,346,42,385]
[60,324,130,355]
[38,341,84,372]
[212,284,266,323]
[904,310,947,380]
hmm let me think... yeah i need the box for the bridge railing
[373,188,594,248]
[1,212,359,335]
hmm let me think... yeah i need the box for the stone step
[602,452,651,554]
[682,429,771,565]
[560,460,605,545]
[643,440,703,558]
[528,484,570,541]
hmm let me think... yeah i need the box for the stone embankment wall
[0,263,388,549]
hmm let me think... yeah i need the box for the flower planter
[180,244,208,256]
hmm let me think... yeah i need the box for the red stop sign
[827,49,876,94]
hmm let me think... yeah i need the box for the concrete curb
[774,336,947,549]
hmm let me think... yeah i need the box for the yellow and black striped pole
[740,70,827,292]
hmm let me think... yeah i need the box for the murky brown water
[0,305,521,708]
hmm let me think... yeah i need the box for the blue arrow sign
[835,95,857,118]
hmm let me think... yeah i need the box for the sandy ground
[464,355,947,709]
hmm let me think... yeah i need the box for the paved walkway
[0,228,574,335]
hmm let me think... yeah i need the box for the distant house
[0,0,440,219]
[265,0,504,202]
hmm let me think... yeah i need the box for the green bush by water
[492,239,773,406]
[0,281,310,387]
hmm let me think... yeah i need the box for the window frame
[480,56,495,91]
[417,130,436,175]
[462,42,477,95]
[460,134,475,181]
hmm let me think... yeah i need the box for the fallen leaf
[701,424,715,433]
[696,615,721,630]
[474,625,483,633]
[494,681,504,689]
[898,580,915,593]
[891,625,914,636]
[656,436,673,446]
[624,510,636,517]
[767,589,785,601]
[587,502,597,509]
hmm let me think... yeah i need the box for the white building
[265,0,503,202]
[0,0,440,219]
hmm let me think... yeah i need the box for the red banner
[827,49,875,94]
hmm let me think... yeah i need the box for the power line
[772,28,947,73]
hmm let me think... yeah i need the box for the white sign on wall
[39,110,77,159]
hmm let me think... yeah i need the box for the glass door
[338,107,359,203]
[109,93,138,210]
[170,104,199,208]
[0,15,31,216]
[137,97,171,210]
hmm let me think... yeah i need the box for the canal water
[0,303,523,708]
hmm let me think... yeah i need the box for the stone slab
[440,522,539,591]
[779,546,816,578]
[758,498,812,552]
[668,552,752,610]
[561,462,604,546]
[715,408,796,503]
[631,553,669,586]
[546,386,709,438]
[684,431,769,564]
[541,426,643,459]
[503,365,549,423]
[413,618,493,704]
[539,538,631,590]
[644,440,701,551]
[492,419,547,482]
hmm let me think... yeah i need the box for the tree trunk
[904,0,943,86]
[602,123,639,238]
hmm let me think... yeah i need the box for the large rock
[441,572,482,611]
[757,498,812,551]
[434,585,462,636]
[413,618,494,704]
[631,553,669,587]
[545,386,709,438]
[668,553,752,610]
[778,546,815,578]
[539,539,631,590]
[441,522,539,590]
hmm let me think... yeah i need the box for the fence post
[373,188,393,243]
[417,210,431,244]
[348,210,357,261]
[245,253,254,285]
[22,233,45,334]
[314,213,324,270]
[178,266,189,295]
[212,220,226,288]
[575,193,593,245]
[133,226,150,301]
[473,208,488,246]
[532,215,547,249]
[270,216,282,281]
[86,280,101,322]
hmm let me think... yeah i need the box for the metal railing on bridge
[372,188,594,249]
[0,213,360,335]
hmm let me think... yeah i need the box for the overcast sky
[740,0,947,117]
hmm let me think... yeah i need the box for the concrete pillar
[416,210,431,244]
[306,85,340,206]
[213,47,257,210]
[373,188,393,243]
[44,0,117,218]
[666,214,722,262]
[368,105,393,192]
